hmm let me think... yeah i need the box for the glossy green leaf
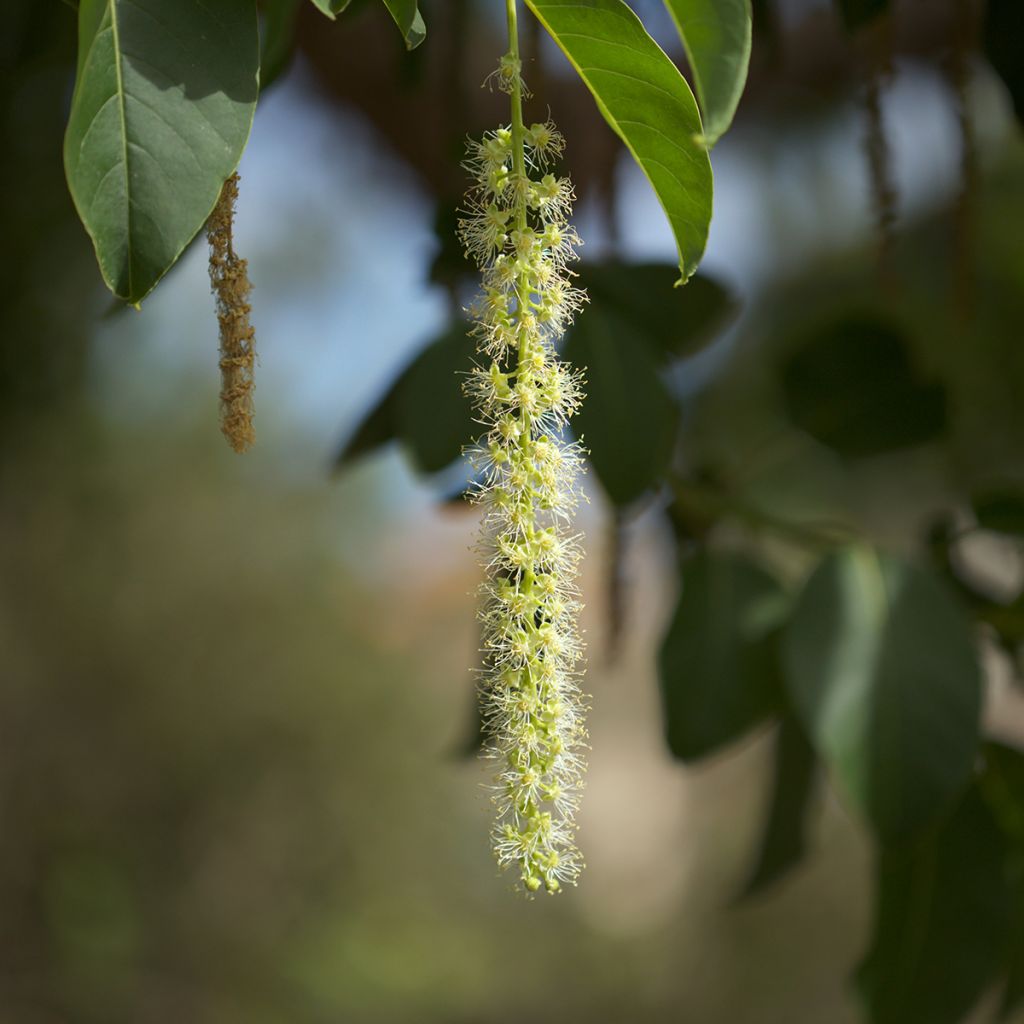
[740,714,820,898]
[525,0,713,283]
[64,0,259,304]
[659,550,788,761]
[334,323,473,475]
[857,787,1011,1024]
[308,0,425,48]
[662,0,752,146]
[564,306,679,507]
[835,0,888,31]
[781,314,947,459]
[783,547,982,844]
[574,264,736,364]
[985,0,1024,126]
[381,0,424,47]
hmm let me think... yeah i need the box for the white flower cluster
[459,101,588,894]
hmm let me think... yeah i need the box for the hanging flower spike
[207,172,256,454]
[459,4,588,896]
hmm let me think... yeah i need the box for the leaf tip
[403,13,426,48]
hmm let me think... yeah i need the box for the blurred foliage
[780,314,948,459]
[335,2,1024,1016]
[740,714,820,897]
[0,6,93,438]
[985,0,1024,127]
[659,550,787,761]
[783,547,981,845]
[7,0,1024,1022]
[857,785,1011,1024]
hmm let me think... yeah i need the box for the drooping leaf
[308,0,425,48]
[382,0,425,48]
[564,306,679,507]
[857,787,1011,1024]
[662,0,752,146]
[334,387,397,468]
[393,325,475,474]
[781,314,947,459]
[261,0,303,91]
[974,489,1024,537]
[659,550,788,761]
[64,0,259,304]
[334,323,473,475]
[740,714,820,898]
[983,0,1024,125]
[783,546,982,844]
[524,0,714,283]
[308,0,345,14]
[835,0,889,32]
[574,264,736,364]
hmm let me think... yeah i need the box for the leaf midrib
[107,0,134,298]
[529,3,704,280]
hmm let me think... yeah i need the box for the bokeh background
[3,1,1024,1021]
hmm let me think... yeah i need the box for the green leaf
[781,314,948,459]
[835,0,888,32]
[740,714,820,898]
[574,264,736,364]
[334,387,397,468]
[857,787,1011,1024]
[308,0,425,48]
[659,550,789,761]
[380,0,424,48]
[393,325,474,474]
[974,489,1024,537]
[662,0,752,146]
[334,323,473,475]
[564,305,679,507]
[783,547,982,844]
[985,0,1024,126]
[64,0,259,304]
[525,0,714,283]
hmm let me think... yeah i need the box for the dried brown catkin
[207,173,255,453]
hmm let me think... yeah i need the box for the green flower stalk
[459,0,588,895]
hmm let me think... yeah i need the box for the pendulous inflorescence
[207,172,256,454]
[459,46,589,895]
